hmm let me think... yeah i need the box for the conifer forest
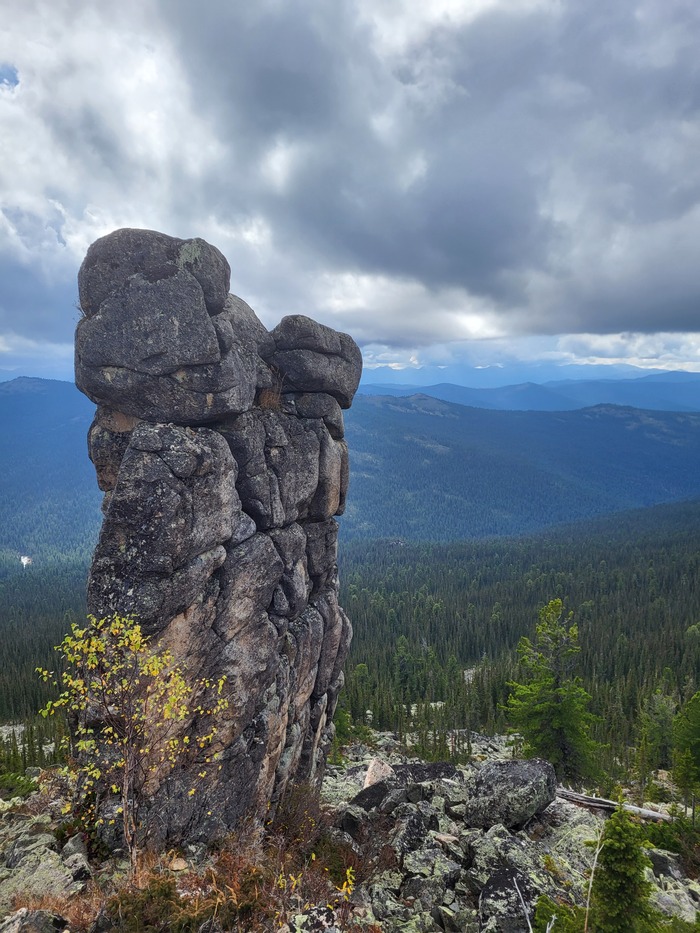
[4,493,700,796]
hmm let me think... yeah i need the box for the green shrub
[533,894,584,931]
[646,780,673,804]
[329,707,375,763]
[0,771,35,800]
[39,614,229,870]
[645,815,700,878]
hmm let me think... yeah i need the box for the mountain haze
[5,377,700,550]
[358,371,700,412]
[0,377,102,558]
[342,394,700,539]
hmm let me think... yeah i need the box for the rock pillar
[74,228,361,844]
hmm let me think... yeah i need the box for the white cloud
[311,271,507,345]
[1,0,699,379]
[0,0,222,267]
[555,332,700,371]
[0,332,74,379]
[357,0,558,57]
[259,137,310,193]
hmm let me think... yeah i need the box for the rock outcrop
[320,738,700,932]
[459,759,556,830]
[0,808,87,919]
[3,737,699,932]
[74,228,361,845]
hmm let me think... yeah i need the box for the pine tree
[8,730,21,772]
[672,691,700,827]
[672,747,698,823]
[505,599,600,786]
[639,689,677,772]
[635,723,653,805]
[590,805,654,932]
[674,691,700,776]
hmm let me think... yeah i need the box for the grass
[11,782,381,932]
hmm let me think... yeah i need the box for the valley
[2,373,700,928]
[7,376,700,555]
[2,376,700,753]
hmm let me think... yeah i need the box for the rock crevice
[75,227,361,844]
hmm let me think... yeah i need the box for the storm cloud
[1,0,700,377]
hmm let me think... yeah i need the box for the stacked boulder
[74,228,361,844]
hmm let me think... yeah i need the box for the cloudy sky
[1,0,700,383]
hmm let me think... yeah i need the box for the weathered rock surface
[0,909,68,933]
[3,737,699,929]
[460,758,556,829]
[0,812,85,917]
[77,228,231,318]
[74,228,361,846]
[76,231,362,425]
[319,738,700,932]
[264,315,362,410]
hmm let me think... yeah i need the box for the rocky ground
[0,734,699,931]
[320,734,700,931]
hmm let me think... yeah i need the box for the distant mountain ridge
[342,393,700,539]
[360,360,691,388]
[5,377,700,552]
[358,371,700,412]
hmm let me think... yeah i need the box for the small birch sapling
[38,614,228,868]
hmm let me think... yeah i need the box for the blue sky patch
[0,65,19,88]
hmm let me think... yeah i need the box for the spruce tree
[505,599,599,786]
[672,747,698,824]
[674,691,700,776]
[590,805,654,932]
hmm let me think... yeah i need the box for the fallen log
[556,787,673,823]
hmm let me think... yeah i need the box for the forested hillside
[3,376,700,781]
[342,394,700,539]
[6,377,700,546]
[338,498,700,770]
[0,378,101,559]
[0,552,87,720]
[3,497,700,778]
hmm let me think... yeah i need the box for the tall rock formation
[74,228,361,844]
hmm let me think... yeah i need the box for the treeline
[0,716,65,773]
[338,499,700,768]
